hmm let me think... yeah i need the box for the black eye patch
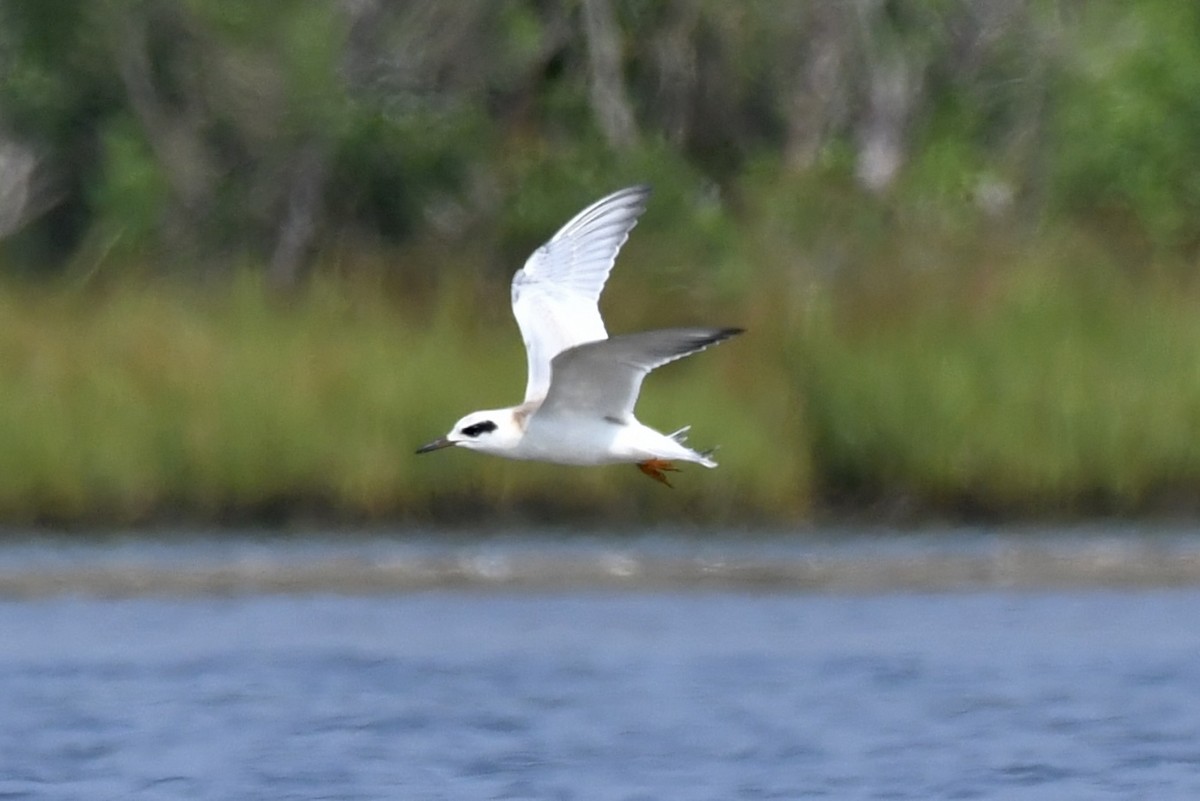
[461,421,497,438]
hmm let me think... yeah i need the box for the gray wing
[537,327,743,422]
[511,185,651,403]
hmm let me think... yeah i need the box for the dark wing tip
[701,327,744,348]
[661,326,743,360]
[606,184,652,214]
[613,184,652,212]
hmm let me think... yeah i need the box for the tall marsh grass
[0,274,799,524]
[2,230,1199,524]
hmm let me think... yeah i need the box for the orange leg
[637,459,679,488]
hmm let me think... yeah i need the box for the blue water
[2,587,1198,799]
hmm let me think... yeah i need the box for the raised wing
[538,327,743,422]
[511,185,652,403]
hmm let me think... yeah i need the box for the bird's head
[415,408,524,457]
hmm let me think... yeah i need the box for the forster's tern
[416,185,742,486]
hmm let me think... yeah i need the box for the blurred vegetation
[1,0,1200,524]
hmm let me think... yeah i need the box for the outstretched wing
[537,328,743,422]
[511,185,651,403]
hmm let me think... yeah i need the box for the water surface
[1,529,1198,799]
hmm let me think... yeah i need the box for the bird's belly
[514,418,631,465]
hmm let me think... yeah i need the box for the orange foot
[637,459,680,488]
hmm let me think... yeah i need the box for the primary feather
[511,185,651,403]
[538,327,744,422]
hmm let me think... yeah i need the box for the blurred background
[2,0,1200,525]
[7,5,1200,799]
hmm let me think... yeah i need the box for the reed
[1,228,1198,524]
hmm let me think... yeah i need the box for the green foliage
[1052,1,1200,245]
[2,0,1198,273]
[88,115,172,255]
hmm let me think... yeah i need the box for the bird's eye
[461,421,497,438]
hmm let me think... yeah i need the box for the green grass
[3,223,1200,525]
[0,274,803,524]
[791,262,1200,516]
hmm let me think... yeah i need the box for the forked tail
[667,426,719,468]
